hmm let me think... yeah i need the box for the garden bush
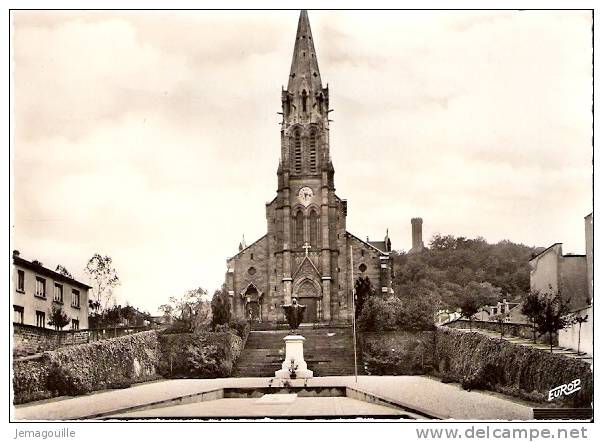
[157,329,243,378]
[361,331,435,375]
[435,327,593,407]
[358,296,435,332]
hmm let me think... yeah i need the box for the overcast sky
[11,10,593,314]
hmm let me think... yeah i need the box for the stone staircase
[233,326,361,377]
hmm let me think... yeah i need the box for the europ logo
[548,379,581,401]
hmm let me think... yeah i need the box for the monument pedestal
[275,335,313,379]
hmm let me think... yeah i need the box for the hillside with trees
[393,234,540,307]
[358,234,541,332]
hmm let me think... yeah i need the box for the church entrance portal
[242,285,262,322]
[298,297,318,322]
[295,278,321,323]
[245,301,260,321]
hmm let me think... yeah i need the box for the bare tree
[84,254,120,311]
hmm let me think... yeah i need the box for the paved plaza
[14,375,534,421]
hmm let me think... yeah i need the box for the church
[224,11,394,324]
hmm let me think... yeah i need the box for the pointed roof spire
[288,10,322,93]
[238,234,247,252]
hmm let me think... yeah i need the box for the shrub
[158,330,242,378]
[358,296,435,332]
[435,327,592,407]
[358,297,399,332]
[361,331,435,375]
[228,319,250,341]
[211,286,232,328]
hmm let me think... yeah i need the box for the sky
[11,10,593,315]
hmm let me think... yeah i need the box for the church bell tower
[274,10,338,322]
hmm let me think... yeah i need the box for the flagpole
[350,245,358,383]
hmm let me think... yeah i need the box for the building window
[310,210,319,247]
[35,277,46,298]
[293,131,302,173]
[17,270,25,292]
[301,89,308,113]
[13,305,24,324]
[36,311,46,328]
[72,289,80,308]
[54,283,63,303]
[71,319,80,330]
[309,131,317,172]
[359,263,367,273]
[295,211,304,248]
[250,253,254,260]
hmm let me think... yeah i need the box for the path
[14,375,533,421]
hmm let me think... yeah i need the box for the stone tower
[409,217,425,254]
[224,11,394,325]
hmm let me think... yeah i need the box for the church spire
[288,10,322,93]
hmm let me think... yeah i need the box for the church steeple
[288,10,322,94]
[280,10,331,178]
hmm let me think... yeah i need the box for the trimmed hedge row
[361,331,435,375]
[13,331,160,405]
[435,327,593,407]
[157,329,243,379]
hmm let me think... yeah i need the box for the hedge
[361,331,435,375]
[157,329,243,379]
[13,331,160,405]
[435,327,593,407]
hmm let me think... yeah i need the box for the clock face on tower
[298,186,314,206]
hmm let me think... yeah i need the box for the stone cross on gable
[302,242,311,256]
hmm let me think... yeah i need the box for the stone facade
[225,11,394,324]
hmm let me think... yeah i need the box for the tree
[55,265,73,278]
[521,290,545,343]
[491,311,510,338]
[458,281,501,329]
[535,292,573,353]
[84,254,120,311]
[354,276,374,319]
[48,305,70,330]
[161,287,211,333]
[211,285,232,328]
[573,313,589,355]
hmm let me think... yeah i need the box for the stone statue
[282,298,306,331]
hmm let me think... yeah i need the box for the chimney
[410,218,424,252]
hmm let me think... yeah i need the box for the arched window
[293,130,302,173]
[309,131,317,173]
[295,211,304,248]
[309,210,319,247]
[301,90,308,113]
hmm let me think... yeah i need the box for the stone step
[233,328,360,378]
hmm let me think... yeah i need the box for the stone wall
[444,319,554,345]
[13,330,160,405]
[360,331,435,375]
[434,327,592,407]
[12,323,153,357]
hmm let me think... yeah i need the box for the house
[529,213,593,354]
[12,250,91,330]
[474,298,523,322]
